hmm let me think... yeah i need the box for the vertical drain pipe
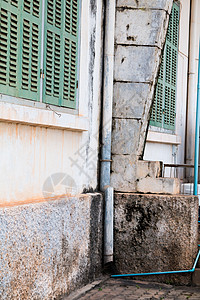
[185,0,198,172]
[194,41,200,196]
[100,0,116,264]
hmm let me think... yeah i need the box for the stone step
[192,268,200,286]
[136,177,180,194]
[137,160,163,179]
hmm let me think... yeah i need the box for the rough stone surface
[114,193,198,285]
[0,193,103,300]
[137,177,180,194]
[111,159,163,193]
[113,82,153,119]
[112,119,141,155]
[117,0,173,11]
[114,45,161,83]
[136,160,162,179]
[115,9,169,48]
[111,154,137,192]
[112,0,173,191]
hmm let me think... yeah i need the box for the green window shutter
[149,58,164,128]
[0,0,20,96]
[0,0,42,101]
[43,0,80,108]
[20,0,42,100]
[150,1,180,130]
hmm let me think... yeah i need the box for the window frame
[0,0,81,110]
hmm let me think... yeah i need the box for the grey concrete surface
[114,193,198,285]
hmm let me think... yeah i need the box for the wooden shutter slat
[43,0,79,108]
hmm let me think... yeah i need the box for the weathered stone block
[117,0,173,12]
[114,193,198,285]
[114,45,161,82]
[113,82,152,119]
[0,194,103,300]
[137,177,180,194]
[111,158,164,192]
[111,154,137,192]
[136,160,162,179]
[115,9,169,48]
[112,118,141,155]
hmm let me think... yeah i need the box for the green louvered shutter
[163,2,179,129]
[43,0,79,108]
[0,0,41,100]
[150,58,164,127]
[20,0,41,99]
[150,1,180,130]
[0,0,20,96]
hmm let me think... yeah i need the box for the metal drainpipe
[100,0,116,265]
[194,40,200,196]
[185,0,198,174]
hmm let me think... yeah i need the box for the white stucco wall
[0,0,103,206]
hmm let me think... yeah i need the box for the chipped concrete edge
[62,276,109,300]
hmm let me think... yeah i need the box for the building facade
[1,0,200,298]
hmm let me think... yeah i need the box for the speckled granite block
[0,193,103,299]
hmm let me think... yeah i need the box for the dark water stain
[86,1,97,163]
[125,201,154,233]
[89,194,103,279]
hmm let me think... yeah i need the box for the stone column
[111,0,173,192]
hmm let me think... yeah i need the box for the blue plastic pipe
[111,249,200,278]
[194,40,200,195]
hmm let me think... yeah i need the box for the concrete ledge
[0,193,103,299]
[0,100,89,131]
[147,130,181,145]
[114,193,198,285]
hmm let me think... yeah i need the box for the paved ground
[69,278,200,300]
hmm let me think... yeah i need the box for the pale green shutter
[150,59,164,127]
[20,0,42,100]
[150,2,180,130]
[0,0,20,96]
[0,0,41,100]
[43,0,79,108]
[163,2,179,130]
